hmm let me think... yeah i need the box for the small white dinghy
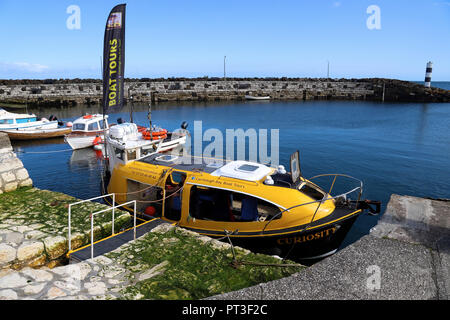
[245,95,271,100]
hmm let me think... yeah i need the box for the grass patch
[109,228,304,300]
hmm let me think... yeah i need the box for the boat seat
[240,196,259,221]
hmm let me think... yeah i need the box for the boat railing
[68,194,115,253]
[261,174,363,234]
[67,193,137,260]
[87,200,137,260]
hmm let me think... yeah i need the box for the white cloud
[0,62,49,73]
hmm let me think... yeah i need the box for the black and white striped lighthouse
[424,61,433,88]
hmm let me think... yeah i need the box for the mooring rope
[198,229,305,268]
[14,148,74,154]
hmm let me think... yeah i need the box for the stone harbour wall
[1,78,448,107]
[0,132,32,193]
[0,79,374,107]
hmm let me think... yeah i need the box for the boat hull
[225,215,358,263]
[180,209,360,263]
[65,133,103,150]
[3,127,72,140]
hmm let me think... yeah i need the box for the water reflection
[415,103,429,144]
[69,148,103,171]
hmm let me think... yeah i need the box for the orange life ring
[142,129,168,140]
[83,115,93,119]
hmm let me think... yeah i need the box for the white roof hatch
[211,160,272,182]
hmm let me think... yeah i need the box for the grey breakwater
[0,78,449,107]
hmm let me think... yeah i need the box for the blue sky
[0,0,449,80]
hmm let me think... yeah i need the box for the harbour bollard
[424,61,433,88]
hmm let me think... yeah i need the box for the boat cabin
[108,152,338,234]
[0,108,37,125]
[71,114,109,133]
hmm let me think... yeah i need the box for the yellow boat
[104,144,380,262]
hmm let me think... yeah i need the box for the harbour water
[11,99,450,248]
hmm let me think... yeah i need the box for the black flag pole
[102,3,126,174]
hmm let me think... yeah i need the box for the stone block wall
[0,79,376,106]
[1,78,448,107]
[0,133,32,193]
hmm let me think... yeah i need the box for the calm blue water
[11,100,450,247]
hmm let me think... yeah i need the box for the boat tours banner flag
[103,4,126,114]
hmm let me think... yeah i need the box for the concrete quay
[209,194,449,300]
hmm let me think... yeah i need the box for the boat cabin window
[189,186,282,222]
[163,171,187,221]
[98,119,106,129]
[298,182,326,201]
[73,123,85,131]
[16,117,36,123]
[88,122,99,131]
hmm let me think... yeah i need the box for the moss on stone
[110,228,303,300]
[0,187,131,268]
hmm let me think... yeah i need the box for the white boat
[64,114,109,150]
[65,114,188,155]
[105,122,188,168]
[245,95,271,100]
[0,107,58,131]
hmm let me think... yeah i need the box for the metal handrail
[89,200,137,260]
[261,174,364,234]
[68,193,115,252]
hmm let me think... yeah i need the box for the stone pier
[209,194,449,300]
[0,132,32,194]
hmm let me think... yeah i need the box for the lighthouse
[424,61,432,88]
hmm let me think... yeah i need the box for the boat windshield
[16,117,36,123]
[73,123,86,131]
[0,119,13,124]
[298,182,326,201]
[88,122,99,131]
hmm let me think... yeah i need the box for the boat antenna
[128,87,133,123]
[148,92,153,140]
